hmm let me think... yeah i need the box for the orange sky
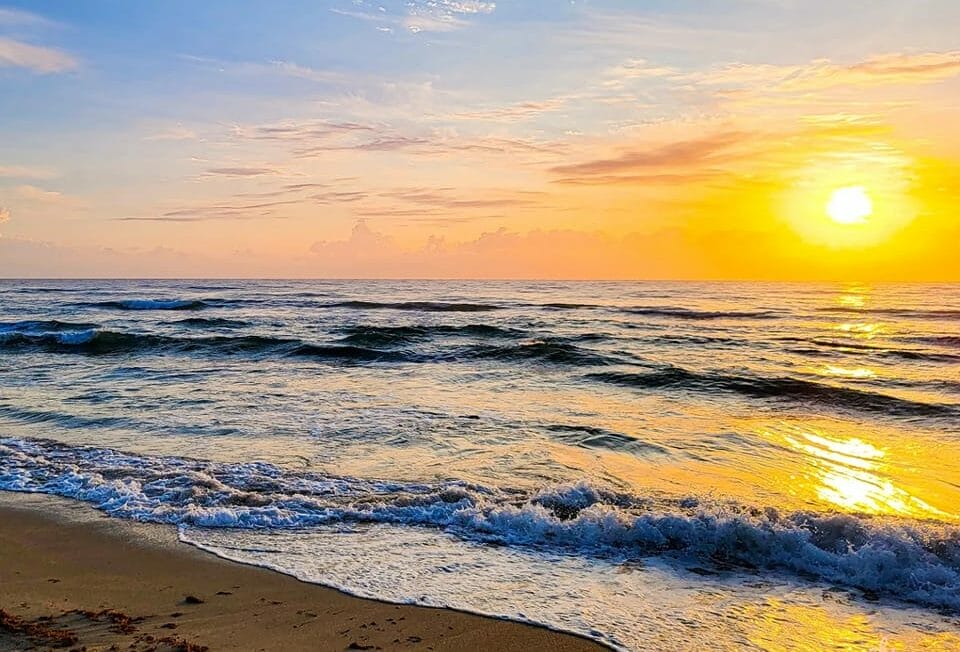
[1,1,959,279]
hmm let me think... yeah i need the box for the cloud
[296,135,430,156]
[655,50,960,92]
[12,184,69,204]
[550,131,749,178]
[114,215,288,223]
[203,167,280,177]
[377,187,543,211]
[0,37,77,73]
[0,7,53,27]
[0,164,57,180]
[606,58,679,81]
[265,60,345,83]
[332,0,495,34]
[236,120,374,143]
[449,97,568,123]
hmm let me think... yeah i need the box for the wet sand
[0,493,606,651]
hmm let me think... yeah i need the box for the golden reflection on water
[764,425,954,521]
[742,599,960,652]
[837,292,867,310]
[819,365,877,379]
[833,322,884,339]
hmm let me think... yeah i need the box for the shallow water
[1,280,959,649]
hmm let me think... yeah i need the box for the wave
[465,340,619,366]
[586,368,959,418]
[337,324,521,347]
[904,335,960,348]
[0,328,418,363]
[0,324,618,367]
[778,337,960,363]
[623,307,779,320]
[545,425,670,456]
[2,436,959,613]
[0,320,100,333]
[540,302,601,310]
[88,299,208,311]
[326,301,502,312]
[817,307,960,320]
[163,317,251,329]
[290,344,417,363]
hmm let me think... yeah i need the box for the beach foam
[2,436,959,613]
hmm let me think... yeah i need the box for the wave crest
[587,368,959,418]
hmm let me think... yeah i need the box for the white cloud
[13,184,69,204]
[333,0,494,33]
[0,7,53,27]
[0,36,78,73]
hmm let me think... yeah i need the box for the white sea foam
[2,436,959,615]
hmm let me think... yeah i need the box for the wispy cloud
[551,131,749,178]
[332,0,495,34]
[202,167,281,177]
[0,36,77,73]
[11,184,71,204]
[692,50,960,91]
[0,164,58,180]
[0,7,54,27]
[606,50,960,97]
[449,97,568,123]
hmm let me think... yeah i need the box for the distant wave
[465,340,619,366]
[904,335,960,348]
[623,306,780,320]
[778,336,960,363]
[0,325,616,367]
[540,302,602,310]
[326,301,502,312]
[817,307,960,320]
[338,324,521,347]
[163,317,251,329]
[586,367,959,418]
[0,320,100,333]
[290,344,417,363]
[3,436,959,613]
[88,299,208,311]
[0,328,417,363]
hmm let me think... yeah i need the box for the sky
[0,0,958,279]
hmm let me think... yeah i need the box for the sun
[826,186,872,225]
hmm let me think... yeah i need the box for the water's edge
[0,490,617,651]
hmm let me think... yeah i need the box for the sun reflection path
[820,365,877,379]
[764,425,954,521]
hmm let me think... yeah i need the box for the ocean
[1,280,959,650]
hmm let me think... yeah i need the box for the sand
[0,493,607,652]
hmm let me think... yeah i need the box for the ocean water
[1,280,959,650]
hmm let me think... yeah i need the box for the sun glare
[826,186,872,225]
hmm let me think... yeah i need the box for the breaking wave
[2,436,959,613]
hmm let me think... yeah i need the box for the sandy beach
[0,493,606,652]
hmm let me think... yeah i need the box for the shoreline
[0,492,608,651]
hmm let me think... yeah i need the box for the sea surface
[2,280,960,650]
